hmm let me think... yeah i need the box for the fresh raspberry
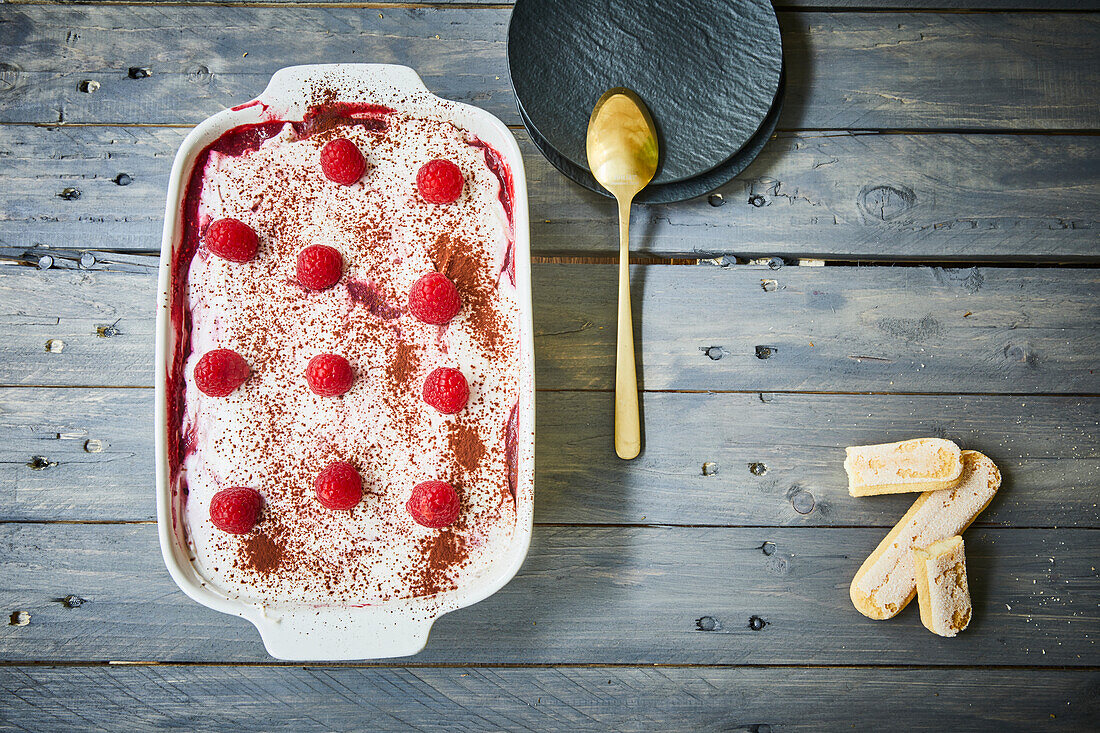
[306,354,354,397]
[314,461,363,510]
[422,367,469,414]
[407,480,460,528]
[407,272,461,325]
[416,159,464,204]
[209,486,262,534]
[204,218,258,263]
[320,138,366,185]
[194,349,250,397]
[297,244,343,291]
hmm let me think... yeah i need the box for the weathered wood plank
[1,665,1096,733]
[3,125,1097,260]
[1,8,1097,129]
[1,265,1096,392]
[0,524,1095,664]
[3,388,1097,527]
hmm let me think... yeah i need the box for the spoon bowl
[587,88,660,198]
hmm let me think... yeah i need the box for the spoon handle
[614,195,641,459]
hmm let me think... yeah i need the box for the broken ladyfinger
[844,437,964,497]
[914,535,972,637]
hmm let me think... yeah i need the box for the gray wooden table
[1,1,1098,731]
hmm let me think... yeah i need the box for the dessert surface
[171,103,522,605]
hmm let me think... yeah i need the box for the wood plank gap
[532,256,701,266]
[532,389,1100,397]
[803,260,1100,268]
[529,523,1098,531]
[0,122,197,130]
[776,6,1100,12]
[781,127,1100,135]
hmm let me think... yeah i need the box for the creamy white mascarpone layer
[180,112,519,605]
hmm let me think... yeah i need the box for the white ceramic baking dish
[154,64,534,660]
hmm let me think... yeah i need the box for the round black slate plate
[508,0,783,187]
[519,70,784,204]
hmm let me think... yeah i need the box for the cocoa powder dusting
[450,421,487,475]
[387,340,420,390]
[242,532,284,574]
[432,233,482,286]
[431,234,506,354]
[404,530,469,597]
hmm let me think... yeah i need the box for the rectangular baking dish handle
[259,63,432,116]
[250,607,437,661]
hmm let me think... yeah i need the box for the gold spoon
[585,88,659,460]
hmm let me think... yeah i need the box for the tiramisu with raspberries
[167,101,522,606]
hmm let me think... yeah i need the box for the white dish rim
[153,63,534,661]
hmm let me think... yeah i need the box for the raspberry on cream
[172,104,521,606]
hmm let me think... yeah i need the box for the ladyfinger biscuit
[844,438,964,497]
[914,535,972,637]
[850,451,1000,620]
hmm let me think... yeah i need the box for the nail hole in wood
[84,439,104,453]
[750,725,772,733]
[127,67,151,79]
[700,346,726,361]
[760,541,776,556]
[755,345,776,360]
[696,616,721,631]
[702,462,719,477]
[9,611,30,626]
[97,320,121,338]
[27,456,55,470]
[44,339,64,353]
[188,64,211,85]
[748,462,768,476]
[758,393,773,403]
[58,188,81,201]
[707,193,725,207]
[57,595,85,608]
[77,80,100,93]
[748,615,768,631]
[114,173,133,186]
